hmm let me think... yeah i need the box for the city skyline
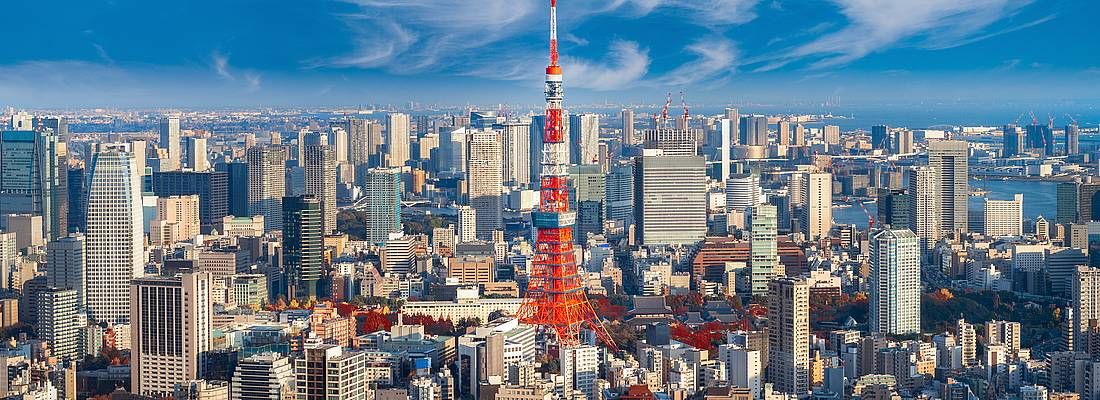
[2,1,1099,107]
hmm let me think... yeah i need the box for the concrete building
[247,146,287,231]
[767,278,810,396]
[36,287,80,360]
[570,113,600,165]
[870,229,921,335]
[749,204,778,297]
[150,195,201,246]
[232,352,296,400]
[928,140,968,234]
[85,148,144,324]
[725,174,762,213]
[296,343,367,400]
[983,194,1023,237]
[634,149,706,246]
[303,145,337,235]
[130,273,212,397]
[159,116,181,171]
[45,234,85,308]
[561,345,599,400]
[501,119,531,187]
[386,113,410,167]
[360,168,403,244]
[801,172,833,241]
[908,166,941,251]
[283,195,323,299]
[466,131,502,240]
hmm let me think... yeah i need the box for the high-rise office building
[570,113,599,165]
[501,119,531,187]
[296,343,367,400]
[876,189,910,230]
[621,109,636,146]
[739,115,768,146]
[36,287,80,360]
[792,123,805,146]
[1026,123,1054,155]
[718,118,733,182]
[984,194,1023,237]
[85,148,144,324]
[46,234,85,308]
[928,140,968,234]
[768,277,810,396]
[303,145,337,234]
[217,161,250,217]
[871,125,890,150]
[232,352,296,400]
[870,229,921,335]
[466,131,502,239]
[724,108,740,145]
[1066,124,1080,155]
[801,172,832,241]
[456,205,476,243]
[283,195,323,299]
[247,146,287,231]
[149,195,201,246]
[561,345,599,400]
[130,272,212,397]
[604,161,634,230]
[1003,124,1024,157]
[386,113,410,167]
[749,204,778,297]
[726,174,762,213]
[67,167,85,233]
[159,116,181,171]
[823,125,840,145]
[893,130,914,154]
[181,136,209,171]
[0,127,68,240]
[643,128,696,156]
[152,170,228,233]
[360,167,403,244]
[777,120,791,146]
[1073,266,1100,353]
[634,149,706,245]
[908,167,941,250]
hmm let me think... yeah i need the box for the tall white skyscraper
[718,118,732,182]
[570,113,599,165]
[85,148,144,324]
[749,204,778,297]
[130,272,212,397]
[768,277,810,396]
[361,168,403,244]
[501,119,531,187]
[908,166,941,251]
[870,229,921,335]
[466,131,502,239]
[247,146,287,231]
[386,112,410,167]
[159,116,181,171]
[303,145,337,234]
[456,205,477,243]
[984,194,1023,237]
[634,149,706,245]
[37,287,80,360]
[561,345,599,400]
[928,140,968,234]
[1073,266,1100,352]
[621,109,635,146]
[801,172,832,241]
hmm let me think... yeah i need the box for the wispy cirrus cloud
[660,37,738,86]
[748,0,1044,70]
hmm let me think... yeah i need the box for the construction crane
[680,91,689,121]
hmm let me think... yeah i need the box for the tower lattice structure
[516,0,617,350]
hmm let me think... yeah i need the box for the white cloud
[659,38,737,86]
[565,40,651,90]
[753,0,1037,69]
[209,51,263,92]
[211,52,233,80]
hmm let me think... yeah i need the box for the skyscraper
[561,345,599,400]
[152,170,228,233]
[46,234,85,308]
[768,277,810,396]
[876,189,910,230]
[871,125,890,150]
[569,113,600,165]
[130,272,212,397]
[634,149,706,245]
[928,140,968,234]
[456,205,476,243]
[725,174,762,213]
[718,118,732,182]
[217,161,249,217]
[283,195,323,299]
[85,148,144,324]
[621,109,635,146]
[1072,266,1100,353]
[1003,124,1024,157]
[247,146,287,231]
[37,287,79,360]
[1066,123,1080,155]
[1026,123,1054,155]
[870,229,921,335]
[361,168,403,244]
[0,127,67,240]
[386,113,410,167]
[66,167,85,233]
[908,166,941,250]
[823,125,840,145]
[465,131,503,239]
[777,120,791,146]
[749,204,778,297]
[739,115,768,146]
[893,130,914,154]
[303,145,337,234]
[604,161,635,230]
[159,116,181,171]
[181,136,209,171]
[501,119,531,187]
[295,343,367,400]
[801,172,833,241]
[643,127,696,156]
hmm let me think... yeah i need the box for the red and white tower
[517,0,616,350]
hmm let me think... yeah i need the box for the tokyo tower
[516,0,617,350]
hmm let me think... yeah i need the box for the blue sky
[2,0,1098,108]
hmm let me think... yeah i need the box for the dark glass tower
[282,195,322,299]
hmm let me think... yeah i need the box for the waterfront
[833,178,1058,229]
